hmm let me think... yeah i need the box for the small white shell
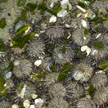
[35,98,44,108]
[76,5,86,12]
[34,60,42,67]
[57,10,68,17]
[61,0,72,9]
[12,104,19,108]
[29,105,35,108]
[23,99,30,108]
[14,60,20,66]
[81,46,91,56]
[32,93,38,99]
[96,33,101,39]
[81,19,88,29]
[5,72,12,79]
[49,15,57,23]
[35,34,39,37]
[50,2,54,8]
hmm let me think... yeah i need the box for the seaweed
[93,41,104,50]
[58,63,73,81]
[98,60,108,69]
[17,0,26,7]
[0,18,7,29]
[0,39,6,52]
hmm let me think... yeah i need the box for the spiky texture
[91,72,107,89]
[48,97,68,108]
[72,28,90,46]
[77,97,94,108]
[53,45,74,65]
[49,83,66,98]
[73,62,93,82]
[26,39,45,58]
[93,87,108,105]
[13,59,32,78]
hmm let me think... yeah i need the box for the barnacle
[103,34,108,44]
[49,83,66,98]
[48,97,68,108]
[98,33,108,45]
[39,57,53,71]
[13,59,32,78]
[53,44,74,65]
[73,62,93,82]
[26,39,45,58]
[93,87,108,105]
[46,26,64,40]
[44,73,59,87]
[92,0,108,13]
[91,72,107,89]
[77,97,95,108]
[103,20,108,29]
[72,28,90,46]
[17,82,36,99]
[12,47,25,54]
[5,79,14,91]
[65,81,84,99]
[0,101,11,108]
[90,46,107,60]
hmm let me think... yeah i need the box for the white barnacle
[73,70,84,81]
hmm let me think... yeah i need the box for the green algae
[0,18,7,29]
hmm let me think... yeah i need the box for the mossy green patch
[0,77,7,96]
[50,65,57,72]
[0,0,8,3]
[12,32,35,48]
[0,77,5,91]
[78,1,88,10]
[88,85,95,98]
[38,1,62,16]
[26,3,37,12]
[84,29,88,36]
[20,9,28,21]
[0,18,7,29]
[0,62,14,77]
[93,41,104,50]
[98,60,108,69]
[58,63,73,81]
[17,0,26,7]
[16,25,29,36]
[62,45,67,54]
[0,39,6,52]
